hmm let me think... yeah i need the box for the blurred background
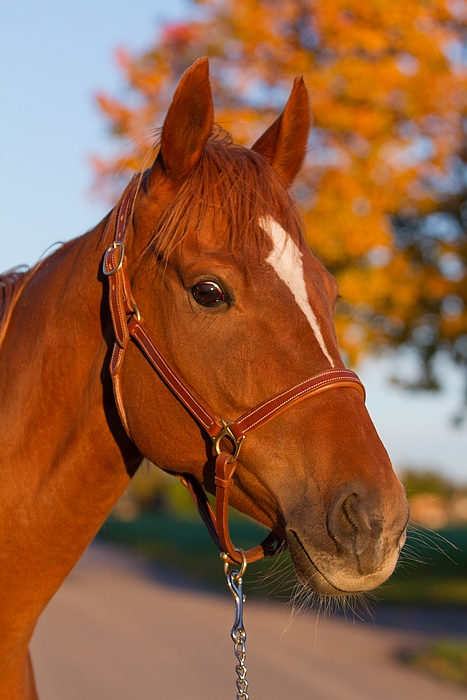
[2,0,467,693]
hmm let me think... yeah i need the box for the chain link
[233,627,249,699]
[223,550,249,700]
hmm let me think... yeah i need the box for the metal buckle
[129,300,141,321]
[103,241,125,276]
[212,421,245,463]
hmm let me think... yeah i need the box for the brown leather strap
[179,475,222,550]
[228,369,365,440]
[103,180,367,566]
[128,316,223,436]
[103,182,140,435]
[214,453,286,563]
[106,252,130,348]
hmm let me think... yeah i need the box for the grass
[375,525,467,605]
[96,512,467,604]
[97,513,467,690]
[97,510,292,594]
[402,640,467,687]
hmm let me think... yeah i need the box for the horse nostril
[327,485,380,556]
[329,491,355,553]
[339,494,359,536]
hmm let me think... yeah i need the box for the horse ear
[155,57,214,182]
[251,77,311,185]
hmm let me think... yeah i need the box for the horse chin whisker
[392,522,459,570]
[406,522,458,550]
[3,56,414,699]
[284,576,379,630]
[247,555,295,596]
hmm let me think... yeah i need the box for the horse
[0,57,409,699]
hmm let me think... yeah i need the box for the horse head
[111,58,409,596]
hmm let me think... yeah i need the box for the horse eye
[192,281,226,307]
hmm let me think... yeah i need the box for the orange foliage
[93,0,467,390]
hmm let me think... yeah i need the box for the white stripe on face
[260,216,335,368]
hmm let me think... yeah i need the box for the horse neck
[0,216,139,658]
[0,216,127,466]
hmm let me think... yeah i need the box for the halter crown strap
[103,181,366,565]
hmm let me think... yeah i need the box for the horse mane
[147,125,304,261]
[1,124,303,347]
[0,267,33,347]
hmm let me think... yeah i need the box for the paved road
[31,544,465,700]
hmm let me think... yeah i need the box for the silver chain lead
[223,550,249,700]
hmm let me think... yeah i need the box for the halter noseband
[103,181,366,564]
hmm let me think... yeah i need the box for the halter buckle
[212,421,245,463]
[103,241,125,276]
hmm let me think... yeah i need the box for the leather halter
[103,180,366,564]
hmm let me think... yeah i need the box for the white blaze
[260,216,335,367]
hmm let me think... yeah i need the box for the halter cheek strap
[103,181,366,565]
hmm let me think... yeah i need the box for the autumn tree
[93,0,467,404]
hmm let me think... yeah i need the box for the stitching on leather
[236,371,358,427]
[238,375,362,433]
[110,344,119,375]
[133,324,213,431]
[237,369,355,428]
[114,275,127,344]
[110,277,126,346]
[113,374,130,435]
[109,282,123,345]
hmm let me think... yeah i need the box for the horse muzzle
[286,481,409,595]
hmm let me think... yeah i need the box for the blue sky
[1,0,466,483]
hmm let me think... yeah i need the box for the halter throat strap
[103,182,366,565]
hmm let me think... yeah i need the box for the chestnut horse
[0,58,408,699]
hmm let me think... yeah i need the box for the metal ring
[212,421,245,463]
[222,547,247,579]
[129,300,141,321]
[102,241,125,276]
